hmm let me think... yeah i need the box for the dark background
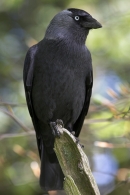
[0,0,130,194]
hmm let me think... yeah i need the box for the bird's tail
[39,143,64,191]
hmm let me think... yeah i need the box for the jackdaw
[23,8,102,191]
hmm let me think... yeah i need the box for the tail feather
[40,143,64,191]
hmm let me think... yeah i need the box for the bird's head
[45,8,102,43]
[67,8,102,29]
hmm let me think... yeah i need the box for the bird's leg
[50,119,64,138]
[71,131,75,136]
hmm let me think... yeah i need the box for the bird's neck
[45,25,89,45]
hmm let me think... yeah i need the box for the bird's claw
[56,119,64,128]
[75,137,84,148]
[50,119,64,138]
[75,137,79,144]
[80,144,84,148]
[50,121,60,138]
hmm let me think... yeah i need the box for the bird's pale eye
[74,16,80,21]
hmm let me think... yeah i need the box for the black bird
[23,8,102,191]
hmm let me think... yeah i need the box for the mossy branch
[54,124,100,195]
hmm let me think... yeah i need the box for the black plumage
[23,8,102,191]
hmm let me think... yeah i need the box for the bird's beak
[82,16,102,29]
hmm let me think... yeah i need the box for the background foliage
[0,0,130,194]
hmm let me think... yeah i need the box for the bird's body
[32,39,92,130]
[23,8,101,191]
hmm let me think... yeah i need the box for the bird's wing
[23,46,64,189]
[23,44,42,157]
[23,44,37,116]
[73,71,93,137]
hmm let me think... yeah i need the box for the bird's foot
[80,144,84,149]
[56,119,64,128]
[75,137,84,148]
[50,119,64,138]
[75,137,79,144]
[50,121,60,138]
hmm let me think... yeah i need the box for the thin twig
[0,108,32,132]
[0,131,35,140]
[0,102,26,107]
[84,117,130,124]
[94,141,130,149]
